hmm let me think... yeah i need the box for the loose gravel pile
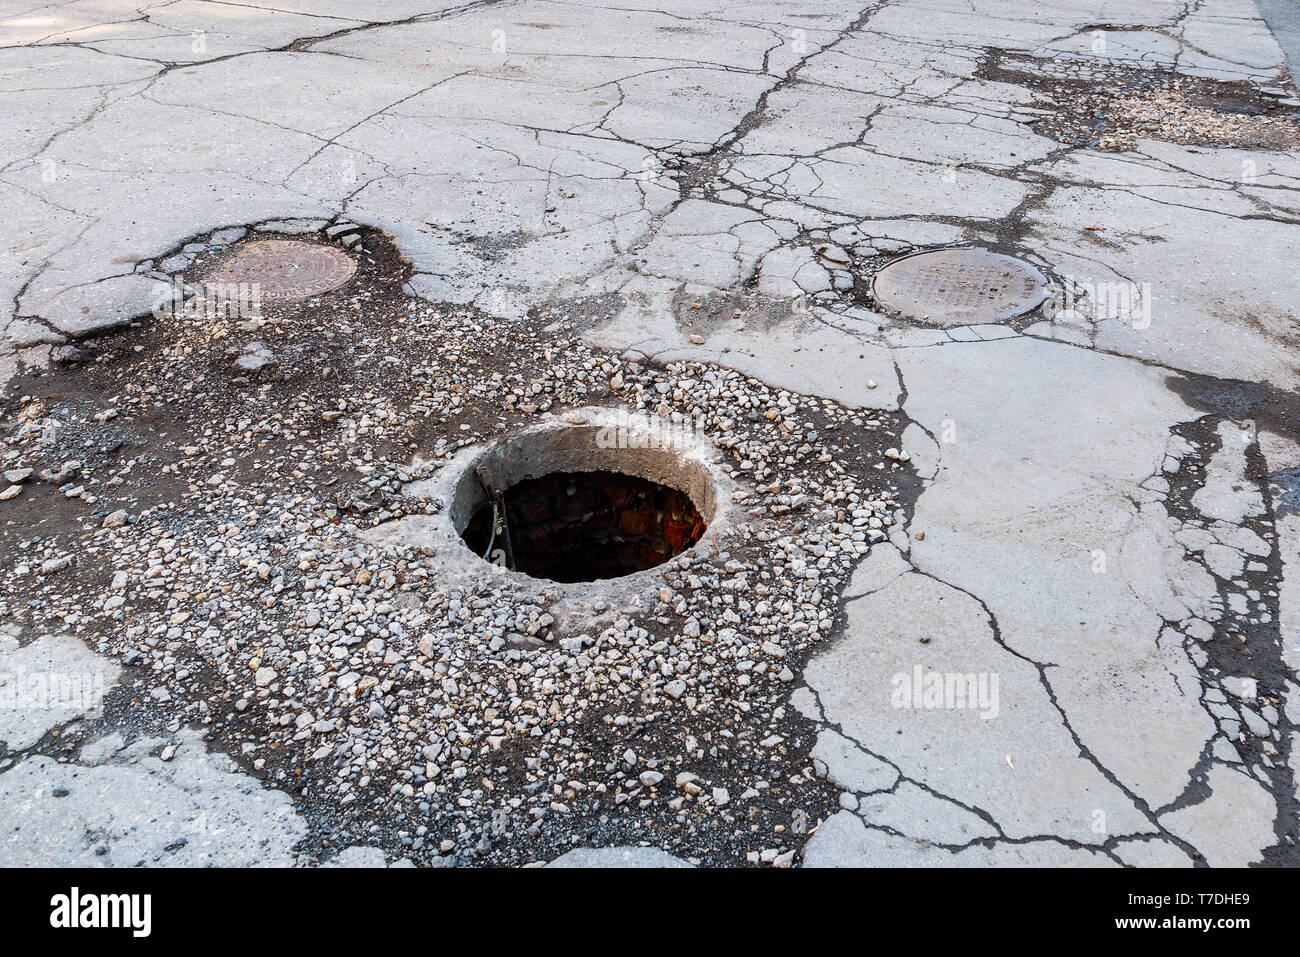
[983,53,1300,152]
[1,228,917,866]
[1096,82,1300,152]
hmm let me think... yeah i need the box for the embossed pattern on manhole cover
[201,240,356,301]
[871,247,1048,325]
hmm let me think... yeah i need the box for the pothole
[980,51,1300,151]
[448,418,718,583]
[199,239,357,301]
[4,222,914,866]
[869,246,1049,325]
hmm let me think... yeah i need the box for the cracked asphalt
[1,0,1299,868]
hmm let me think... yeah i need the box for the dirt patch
[981,52,1300,151]
[1,223,920,867]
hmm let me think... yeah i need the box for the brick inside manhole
[871,246,1048,325]
[200,239,357,301]
[461,470,705,582]
[450,420,717,583]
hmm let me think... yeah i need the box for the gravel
[0,226,918,866]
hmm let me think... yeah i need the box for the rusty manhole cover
[201,240,356,301]
[871,247,1048,325]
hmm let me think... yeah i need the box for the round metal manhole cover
[871,247,1048,325]
[200,240,356,301]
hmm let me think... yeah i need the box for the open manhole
[871,246,1048,325]
[450,420,717,583]
[200,239,356,300]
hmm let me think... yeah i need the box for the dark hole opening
[461,470,706,582]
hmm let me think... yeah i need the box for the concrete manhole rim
[200,238,358,301]
[397,407,736,589]
[869,244,1050,326]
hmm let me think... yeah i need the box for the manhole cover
[200,240,356,301]
[871,247,1048,325]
